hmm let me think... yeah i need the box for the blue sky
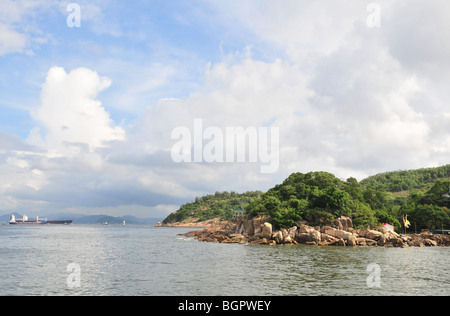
[1,0,450,218]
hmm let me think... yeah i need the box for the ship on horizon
[9,214,73,225]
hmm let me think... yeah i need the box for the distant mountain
[0,212,20,224]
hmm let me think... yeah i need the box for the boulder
[296,233,308,244]
[253,217,267,237]
[299,224,316,234]
[383,229,400,240]
[424,239,438,247]
[333,219,343,230]
[357,228,369,238]
[347,235,357,247]
[321,226,353,241]
[377,235,387,246]
[307,230,322,244]
[338,216,353,231]
[363,238,378,246]
[365,230,384,241]
[356,238,367,246]
[392,238,405,248]
[337,238,346,246]
[297,224,321,244]
[288,226,298,240]
[230,234,246,244]
[273,231,284,244]
[262,222,273,239]
[249,238,269,245]
[284,235,294,244]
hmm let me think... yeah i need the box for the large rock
[235,216,269,237]
[347,235,357,247]
[262,222,272,239]
[288,226,298,239]
[273,231,284,244]
[365,230,384,241]
[229,234,247,244]
[307,230,322,244]
[334,216,353,231]
[357,228,369,238]
[299,224,315,234]
[340,216,353,231]
[321,226,354,241]
[337,238,346,246]
[390,237,407,248]
[253,217,267,237]
[297,224,321,244]
[424,239,438,247]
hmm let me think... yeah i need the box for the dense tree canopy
[246,171,450,231]
[163,191,262,224]
[164,167,450,233]
[360,164,450,192]
[246,172,379,229]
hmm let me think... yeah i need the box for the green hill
[163,166,450,233]
[246,172,381,229]
[162,191,263,225]
[360,164,450,193]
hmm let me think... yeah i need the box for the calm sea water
[0,224,448,296]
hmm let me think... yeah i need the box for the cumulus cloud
[31,67,126,152]
[2,1,450,218]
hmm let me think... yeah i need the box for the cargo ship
[9,215,72,225]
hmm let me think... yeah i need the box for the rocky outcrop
[183,215,450,247]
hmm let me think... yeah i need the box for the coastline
[180,216,450,247]
[156,218,228,229]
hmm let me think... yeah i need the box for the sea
[0,224,449,296]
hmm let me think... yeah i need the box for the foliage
[164,166,450,233]
[360,164,450,192]
[398,180,450,232]
[246,172,381,229]
[162,191,262,224]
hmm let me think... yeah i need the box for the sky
[1,0,450,218]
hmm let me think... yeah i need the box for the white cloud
[31,67,126,152]
[3,1,450,218]
[0,0,52,56]
[0,23,28,55]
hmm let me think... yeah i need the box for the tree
[407,205,450,232]
[420,180,450,207]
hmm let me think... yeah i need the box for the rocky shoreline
[182,216,450,247]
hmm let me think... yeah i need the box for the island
[160,165,450,247]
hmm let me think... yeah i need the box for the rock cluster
[184,216,450,247]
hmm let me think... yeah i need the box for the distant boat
[102,222,108,225]
[122,220,126,226]
[9,214,73,225]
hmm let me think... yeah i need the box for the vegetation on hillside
[360,164,450,192]
[246,172,381,229]
[163,166,450,233]
[162,191,262,224]
[247,171,450,232]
